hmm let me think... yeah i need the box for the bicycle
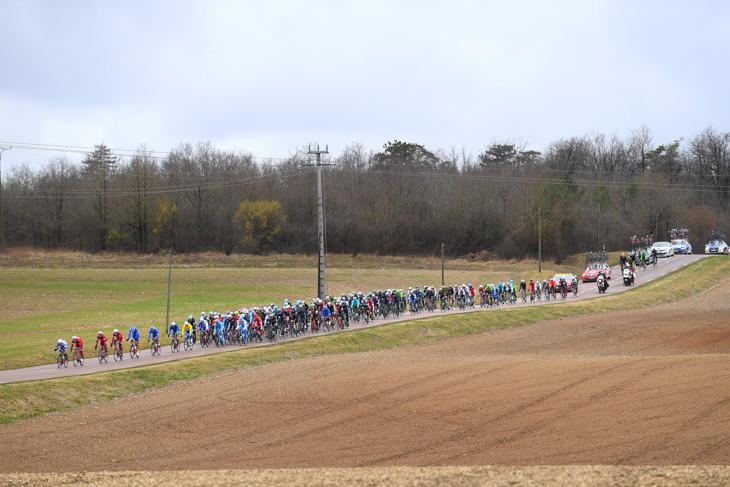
[72,349,84,367]
[129,339,139,359]
[521,290,526,303]
[57,350,69,368]
[184,334,193,351]
[97,346,108,364]
[170,335,180,353]
[112,341,124,361]
[150,338,161,356]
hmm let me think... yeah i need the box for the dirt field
[1,275,729,484]
[4,466,730,486]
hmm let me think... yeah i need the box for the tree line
[1,125,729,261]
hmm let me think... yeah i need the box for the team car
[582,263,611,282]
[705,239,729,255]
[671,239,692,254]
[652,241,674,258]
[552,273,577,291]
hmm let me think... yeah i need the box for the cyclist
[213,316,225,343]
[619,253,627,271]
[640,248,648,267]
[198,317,209,344]
[168,321,180,339]
[237,310,248,343]
[69,335,84,361]
[187,315,197,343]
[55,338,68,360]
[321,302,332,326]
[149,325,161,347]
[181,320,193,344]
[111,329,124,355]
[127,326,140,350]
[251,308,263,339]
[651,247,658,265]
[528,279,536,300]
[94,331,108,355]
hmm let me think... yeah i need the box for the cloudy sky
[1,0,728,169]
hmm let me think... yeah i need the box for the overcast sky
[1,0,728,170]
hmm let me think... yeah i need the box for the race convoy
[582,263,611,282]
[671,239,692,255]
[705,230,728,254]
[652,241,674,258]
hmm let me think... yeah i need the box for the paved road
[0,253,709,385]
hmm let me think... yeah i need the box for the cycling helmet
[57,339,63,344]
[188,315,193,320]
[114,329,119,333]
[72,336,77,340]
[97,331,103,337]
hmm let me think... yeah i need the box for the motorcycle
[622,267,635,286]
[597,274,609,293]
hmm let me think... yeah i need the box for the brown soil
[1,280,729,480]
[4,466,730,486]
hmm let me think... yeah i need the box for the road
[0,253,708,385]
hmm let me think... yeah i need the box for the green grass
[0,256,726,425]
[0,253,604,370]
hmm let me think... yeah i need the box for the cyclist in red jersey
[94,331,108,354]
[70,336,84,360]
[111,329,124,354]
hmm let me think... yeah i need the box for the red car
[582,263,612,282]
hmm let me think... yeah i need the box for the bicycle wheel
[98,349,104,363]
[57,354,63,368]
[73,351,79,367]
[130,345,136,359]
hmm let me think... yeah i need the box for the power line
[0,141,292,163]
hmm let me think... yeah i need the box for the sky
[1,0,729,170]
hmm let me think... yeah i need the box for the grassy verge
[0,257,726,425]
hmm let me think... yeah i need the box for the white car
[652,241,674,258]
[671,239,692,255]
[705,240,729,255]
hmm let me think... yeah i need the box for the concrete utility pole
[165,248,172,335]
[538,208,542,273]
[306,145,332,300]
[0,145,11,254]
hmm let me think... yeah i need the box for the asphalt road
[0,253,708,385]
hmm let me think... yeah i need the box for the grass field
[0,250,616,370]
[0,255,726,425]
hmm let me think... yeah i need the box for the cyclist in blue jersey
[128,326,140,344]
[237,312,248,343]
[214,317,225,343]
[168,321,179,338]
[149,325,160,342]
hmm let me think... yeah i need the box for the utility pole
[0,145,11,254]
[305,145,332,300]
[441,243,445,286]
[538,208,542,273]
[165,248,172,335]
